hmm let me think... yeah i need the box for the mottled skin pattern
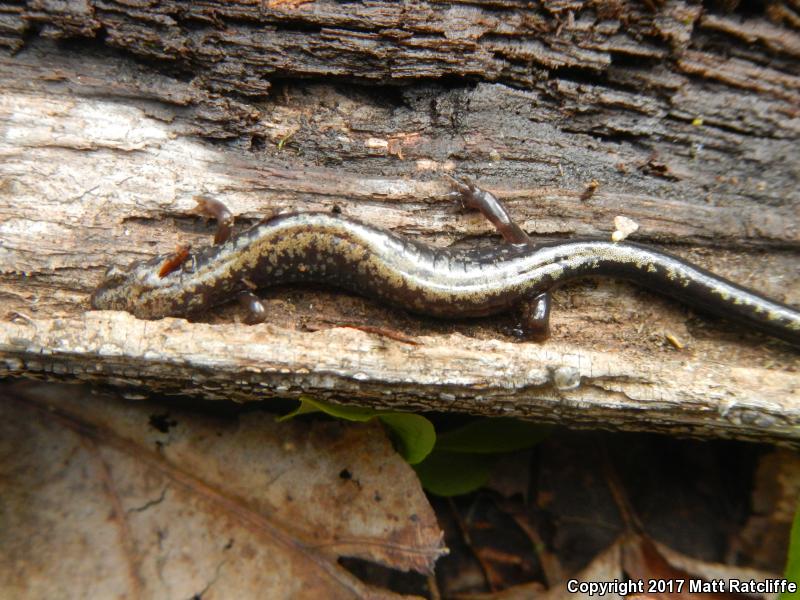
[90,211,800,345]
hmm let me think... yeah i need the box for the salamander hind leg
[511,292,552,342]
[193,195,235,245]
[237,290,267,324]
[445,175,531,245]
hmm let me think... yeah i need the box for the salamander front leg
[513,293,552,342]
[445,175,531,245]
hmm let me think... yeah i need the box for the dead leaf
[622,534,775,600]
[734,448,800,569]
[456,533,784,600]
[622,535,722,600]
[653,538,786,597]
[454,542,622,600]
[0,382,445,598]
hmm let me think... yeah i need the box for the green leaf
[435,418,551,454]
[277,395,378,423]
[278,396,436,464]
[378,413,436,465]
[780,502,800,600]
[413,451,498,497]
[275,396,320,422]
[413,418,550,495]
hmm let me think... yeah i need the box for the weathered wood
[0,0,798,442]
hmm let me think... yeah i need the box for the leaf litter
[0,382,446,599]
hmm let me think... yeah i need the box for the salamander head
[90,256,176,318]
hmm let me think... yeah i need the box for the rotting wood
[0,0,798,442]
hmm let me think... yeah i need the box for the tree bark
[0,0,798,442]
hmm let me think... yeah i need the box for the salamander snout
[90,264,137,310]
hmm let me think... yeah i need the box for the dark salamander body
[92,209,800,345]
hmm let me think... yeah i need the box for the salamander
[91,178,800,346]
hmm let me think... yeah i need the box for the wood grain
[0,0,798,442]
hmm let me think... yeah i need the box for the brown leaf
[622,534,764,600]
[622,535,715,600]
[469,533,784,600]
[454,542,622,600]
[734,448,800,569]
[0,382,445,598]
